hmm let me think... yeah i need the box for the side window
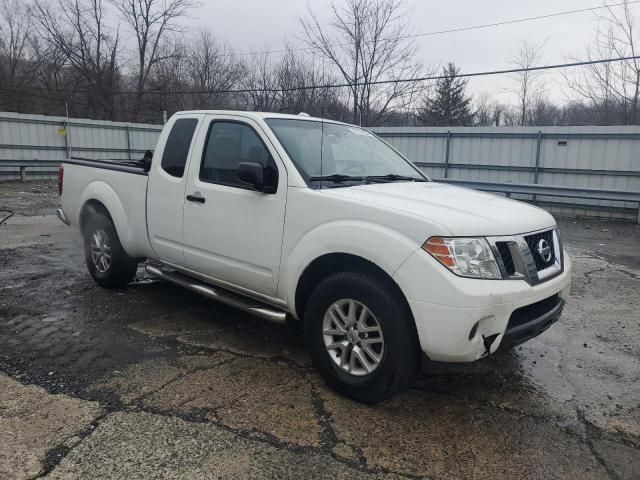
[200,122,277,189]
[160,118,198,178]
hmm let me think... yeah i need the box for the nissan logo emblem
[537,239,553,263]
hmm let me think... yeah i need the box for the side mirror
[237,162,265,191]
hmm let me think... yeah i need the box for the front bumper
[394,248,572,362]
[497,293,565,353]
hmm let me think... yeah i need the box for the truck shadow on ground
[123,275,545,412]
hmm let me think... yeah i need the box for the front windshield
[265,118,428,187]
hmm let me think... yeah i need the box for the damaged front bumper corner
[406,256,572,363]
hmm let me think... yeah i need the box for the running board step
[145,265,287,323]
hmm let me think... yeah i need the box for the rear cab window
[161,118,199,178]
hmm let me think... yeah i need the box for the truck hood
[322,181,555,236]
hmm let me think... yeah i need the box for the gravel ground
[0,180,639,479]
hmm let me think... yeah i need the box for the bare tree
[110,0,199,118]
[0,0,40,110]
[300,0,428,126]
[33,0,121,119]
[144,39,190,114]
[500,105,523,127]
[269,46,347,117]
[527,95,562,126]
[272,47,315,114]
[240,51,279,112]
[564,1,640,124]
[507,38,546,126]
[186,29,244,109]
[473,92,508,126]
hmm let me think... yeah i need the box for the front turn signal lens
[423,237,455,267]
[422,236,502,279]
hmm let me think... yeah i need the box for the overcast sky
[188,0,635,104]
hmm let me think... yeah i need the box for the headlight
[423,237,502,279]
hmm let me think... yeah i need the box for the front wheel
[304,271,419,404]
[83,212,138,289]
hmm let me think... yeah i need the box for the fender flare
[78,181,136,256]
[280,219,419,314]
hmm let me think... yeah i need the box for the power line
[1,55,638,98]
[229,0,640,58]
[0,87,161,120]
[177,55,640,94]
[403,1,640,41]
[85,55,640,95]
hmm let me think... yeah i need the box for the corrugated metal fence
[0,111,162,177]
[1,112,639,220]
[373,126,640,220]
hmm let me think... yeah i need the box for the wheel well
[294,253,410,322]
[79,199,112,235]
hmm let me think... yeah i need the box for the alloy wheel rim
[322,299,384,376]
[91,229,112,274]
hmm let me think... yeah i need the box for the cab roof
[174,110,352,126]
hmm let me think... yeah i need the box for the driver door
[181,115,287,298]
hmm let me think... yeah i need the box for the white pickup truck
[57,111,572,403]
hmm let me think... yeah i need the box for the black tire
[304,271,419,404]
[83,211,138,289]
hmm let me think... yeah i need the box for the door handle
[186,194,206,204]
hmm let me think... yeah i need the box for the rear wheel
[83,212,138,288]
[304,271,419,404]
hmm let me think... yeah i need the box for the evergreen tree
[418,63,473,126]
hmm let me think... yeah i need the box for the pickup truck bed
[60,158,152,258]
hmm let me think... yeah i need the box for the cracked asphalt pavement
[1,180,639,479]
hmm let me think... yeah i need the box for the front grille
[495,242,516,275]
[486,229,562,285]
[524,230,556,271]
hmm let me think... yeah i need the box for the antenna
[321,57,326,120]
[320,118,325,183]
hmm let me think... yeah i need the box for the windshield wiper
[308,174,365,183]
[364,174,428,183]
[308,173,427,186]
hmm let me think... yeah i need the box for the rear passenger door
[182,115,287,298]
[147,115,202,264]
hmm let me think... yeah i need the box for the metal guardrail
[375,129,640,181]
[436,178,640,223]
[375,130,640,140]
[0,115,162,133]
[415,162,640,178]
[0,160,61,181]
[437,178,640,202]
[2,159,639,222]
[0,160,61,167]
[0,144,150,154]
